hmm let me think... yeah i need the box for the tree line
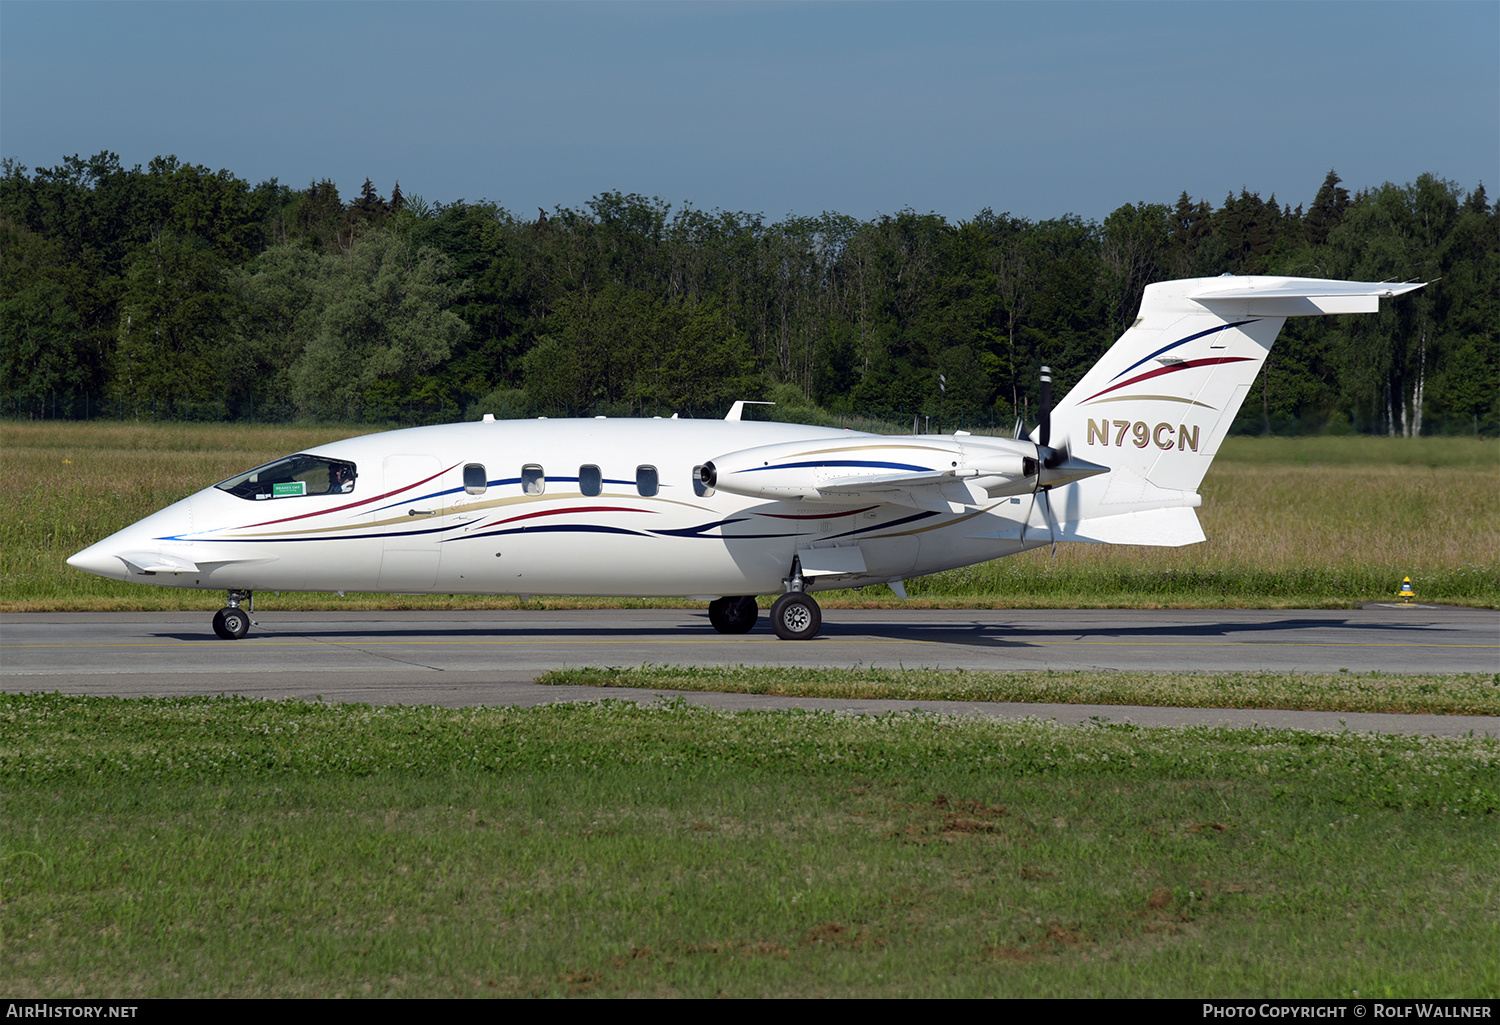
[2,152,1494,434]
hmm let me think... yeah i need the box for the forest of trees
[2,152,1495,434]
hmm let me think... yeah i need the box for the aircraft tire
[708,595,759,634]
[770,592,821,641]
[212,607,251,640]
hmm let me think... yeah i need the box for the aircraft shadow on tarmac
[150,614,1455,650]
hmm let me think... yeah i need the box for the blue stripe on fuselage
[735,460,931,474]
[1111,320,1257,381]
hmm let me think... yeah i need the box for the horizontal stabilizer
[1188,279,1424,317]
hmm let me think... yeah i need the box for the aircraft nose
[66,495,197,582]
[66,542,129,579]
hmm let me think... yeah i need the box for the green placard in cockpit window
[273,481,306,497]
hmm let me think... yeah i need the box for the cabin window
[463,464,487,495]
[636,465,658,497]
[692,464,714,498]
[521,464,545,495]
[579,465,602,497]
[215,455,357,501]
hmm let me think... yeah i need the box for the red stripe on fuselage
[240,463,460,528]
[1080,357,1252,404]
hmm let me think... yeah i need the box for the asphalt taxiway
[3,606,1495,736]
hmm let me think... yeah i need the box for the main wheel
[770,592,821,641]
[212,606,251,640]
[708,595,759,634]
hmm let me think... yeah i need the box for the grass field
[3,420,1496,609]
[1,694,1495,998]
[539,666,1500,717]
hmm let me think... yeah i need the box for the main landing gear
[708,595,759,634]
[212,590,253,640]
[769,591,821,641]
[707,558,824,641]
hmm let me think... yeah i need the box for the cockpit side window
[215,455,358,501]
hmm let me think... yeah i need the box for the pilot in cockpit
[329,464,355,493]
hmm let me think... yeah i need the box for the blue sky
[2,1,1495,223]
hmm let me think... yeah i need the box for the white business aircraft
[68,275,1421,641]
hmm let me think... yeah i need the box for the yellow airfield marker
[1397,577,1416,605]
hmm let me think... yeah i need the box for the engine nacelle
[702,435,1042,503]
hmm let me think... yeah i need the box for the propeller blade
[1039,366,1052,450]
[1041,486,1058,561]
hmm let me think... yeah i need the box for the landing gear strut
[771,557,822,640]
[212,590,253,640]
[708,595,759,634]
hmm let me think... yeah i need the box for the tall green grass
[2,422,1496,608]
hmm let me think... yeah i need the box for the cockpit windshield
[215,455,358,501]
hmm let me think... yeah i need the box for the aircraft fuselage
[68,417,1050,600]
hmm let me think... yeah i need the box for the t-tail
[1044,275,1423,547]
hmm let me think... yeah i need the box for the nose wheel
[212,590,253,639]
[770,592,821,640]
[212,606,251,640]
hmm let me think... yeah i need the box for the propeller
[1038,367,1052,450]
[1017,466,1060,559]
[1036,365,1070,473]
[1040,486,1059,560]
[1020,364,1105,557]
[1032,365,1106,487]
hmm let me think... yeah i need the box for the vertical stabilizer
[1045,276,1422,543]
[1053,276,1423,493]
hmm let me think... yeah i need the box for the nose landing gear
[212,590,253,640]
